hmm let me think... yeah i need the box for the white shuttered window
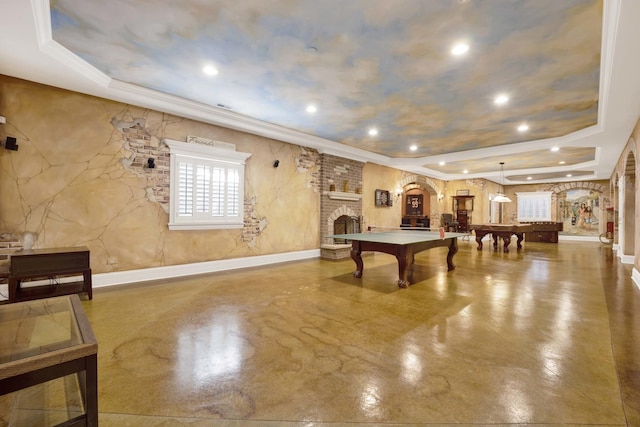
[516,191,552,222]
[165,139,251,230]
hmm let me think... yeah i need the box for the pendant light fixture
[493,162,512,203]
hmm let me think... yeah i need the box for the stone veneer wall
[319,154,364,247]
[0,233,25,267]
[0,75,321,273]
[114,118,323,248]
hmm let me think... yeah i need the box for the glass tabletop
[0,296,84,364]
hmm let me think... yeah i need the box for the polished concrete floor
[2,239,640,426]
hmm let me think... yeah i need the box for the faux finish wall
[610,115,640,271]
[0,76,320,273]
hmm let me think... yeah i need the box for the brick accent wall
[114,118,171,212]
[320,154,364,245]
[297,147,321,193]
[0,235,23,265]
[0,232,32,270]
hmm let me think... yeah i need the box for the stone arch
[397,175,441,195]
[396,175,444,227]
[546,181,607,195]
[326,205,359,239]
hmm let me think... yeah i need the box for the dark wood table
[0,295,98,426]
[7,246,92,303]
[327,230,467,288]
[469,223,534,252]
[521,221,564,243]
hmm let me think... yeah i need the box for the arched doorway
[397,175,441,227]
[611,173,619,249]
[618,152,636,263]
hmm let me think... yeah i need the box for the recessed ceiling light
[517,123,529,132]
[559,161,566,164]
[306,105,317,113]
[203,65,219,76]
[451,43,469,56]
[368,128,378,136]
[551,146,560,152]
[494,94,509,105]
[527,176,532,180]
[439,161,446,166]
[305,46,318,53]
[463,169,469,174]
[410,144,418,151]
[566,174,572,177]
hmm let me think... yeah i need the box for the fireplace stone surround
[320,154,364,260]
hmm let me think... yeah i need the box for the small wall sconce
[395,187,403,199]
[273,160,280,168]
[147,158,155,169]
[4,136,18,151]
[438,193,444,200]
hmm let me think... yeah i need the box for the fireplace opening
[333,215,361,243]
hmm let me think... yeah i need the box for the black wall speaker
[4,137,18,151]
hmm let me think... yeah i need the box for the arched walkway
[397,175,441,196]
[619,151,636,263]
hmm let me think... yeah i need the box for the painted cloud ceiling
[49,0,603,181]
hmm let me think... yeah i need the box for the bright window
[165,139,251,230]
[516,191,552,222]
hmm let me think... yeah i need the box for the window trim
[164,138,251,231]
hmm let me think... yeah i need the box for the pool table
[469,223,534,252]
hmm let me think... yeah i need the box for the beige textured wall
[360,163,505,229]
[361,163,404,231]
[443,178,498,225]
[610,116,639,270]
[0,76,320,273]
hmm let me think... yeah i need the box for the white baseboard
[558,235,599,242]
[92,249,320,289]
[618,253,635,265]
[632,268,640,291]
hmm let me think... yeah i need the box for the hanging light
[494,162,512,203]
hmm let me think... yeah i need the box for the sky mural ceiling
[425,147,597,175]
[51,0,602,157]
[48,0,603,181]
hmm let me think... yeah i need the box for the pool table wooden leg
[473,230,490,250]
[502,235,512,252]
[474,235,484,250]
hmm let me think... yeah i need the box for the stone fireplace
[319,154,364,259]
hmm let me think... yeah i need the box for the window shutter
[166,139,251,230]
[516,192,552,222]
